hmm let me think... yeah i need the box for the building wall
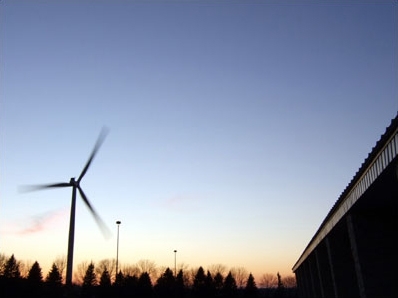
[294,157,398,298]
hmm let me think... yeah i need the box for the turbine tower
[22,128,111,286]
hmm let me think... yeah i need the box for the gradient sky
[1,0,397,283]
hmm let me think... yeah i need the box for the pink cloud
[161,194,200,212]
[17,208,68,235]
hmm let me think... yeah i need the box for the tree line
[0,253,297,298]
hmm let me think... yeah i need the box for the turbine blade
[77,186,112,239]
[19,182,72,193]
[78,127,109,183]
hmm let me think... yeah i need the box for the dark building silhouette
[292,113,398,298]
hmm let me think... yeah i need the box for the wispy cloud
[160,194,201,212]
[16,208,68,235]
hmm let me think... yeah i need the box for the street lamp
[174,250,177,276]
[116,220,121,280]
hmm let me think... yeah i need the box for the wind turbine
[21,128,111,286]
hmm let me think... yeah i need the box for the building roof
[292,112,398,272]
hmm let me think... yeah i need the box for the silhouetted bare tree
[186,267,199,287]
[122,264,140,279]
[282,275,297,288]
[75,261,89,285]
[208,263,227,276]
[0,253,7,276]
[260,273,278,288]
[95,258,116,281]
[19,259,31,278]
[54,255,67,282]
[230,266,248,289]
[136,259,158,282]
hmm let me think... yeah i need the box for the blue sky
[1,0,397,282]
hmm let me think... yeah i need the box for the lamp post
[174,250,177,276]
[116,220,121,280]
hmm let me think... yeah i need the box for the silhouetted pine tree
[214,271,223,296]
[99,268,112,298]
[113,270,125,298]
[192,267,206,297]
[204,270,217,298]
[3,254,21,279]
[174,269,186,297]
[274,272,285,298]
[45,263,63,298]
[1,254,23,298]
[244,273,258,298]
[82,262,97,298]
[155,267,175,297]
[99,268,111,287]
[277,272,283,289]
[123,274,139,297]
[114,269,124,285]
[46,263,62,284]
[28,261,43,282]
[137,272,153,297]
[27,261,43,296]
[222,271,238,298]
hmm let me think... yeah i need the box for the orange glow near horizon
[2,247,296,287]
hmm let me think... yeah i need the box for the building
[292,114,398,298]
